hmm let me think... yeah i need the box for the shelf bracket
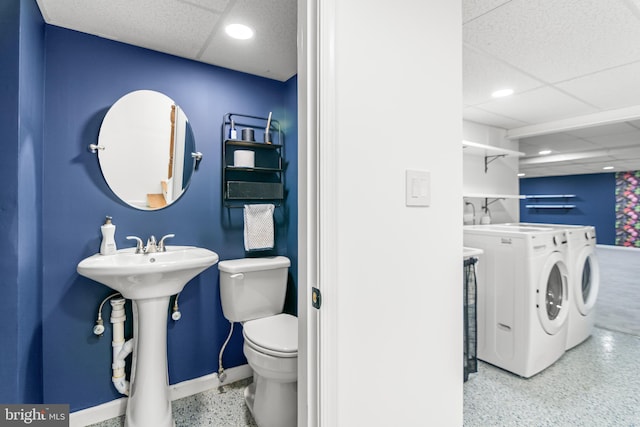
[482,197,504,213]
[485,154,506,173]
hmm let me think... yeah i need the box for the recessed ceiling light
[491,88,514,98]
[538,149,552,155]
[603,166,614,170]
[517,172,526,177]
[225,24,254,40]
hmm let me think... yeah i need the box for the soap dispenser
[100,216,117,255]
[229,119,238,140]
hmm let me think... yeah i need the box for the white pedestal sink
[77,246,219,427]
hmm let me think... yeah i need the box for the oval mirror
[97,90,197,210]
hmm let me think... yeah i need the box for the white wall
[311,1,463,425]
[463,120,520,224]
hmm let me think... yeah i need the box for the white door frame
[297,0,338,424]
[296,0,317,424]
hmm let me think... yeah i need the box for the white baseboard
[596,243,640,252]
[69,364,252,427]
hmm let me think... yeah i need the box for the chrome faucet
[145,235,158,253]
[158,234,175,252]
[126,236,144,253]
[126,234,174,253]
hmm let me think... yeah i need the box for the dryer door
[536,252,569,335]
[575,245,600,316]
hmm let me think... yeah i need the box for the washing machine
[463,224,570,378]
[504,223,599,349]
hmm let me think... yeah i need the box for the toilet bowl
[243,313,297,427]
[218,257,297,427]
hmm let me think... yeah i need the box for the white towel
[243,204,275,251]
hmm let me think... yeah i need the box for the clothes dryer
[505,223,599,349]
[463,225,570,378]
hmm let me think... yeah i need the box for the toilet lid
[243,314,297,356]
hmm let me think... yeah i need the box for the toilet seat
[243,314,297,358]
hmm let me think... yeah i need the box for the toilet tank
[218,256,291,322]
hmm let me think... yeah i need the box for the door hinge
[311,287,322,309]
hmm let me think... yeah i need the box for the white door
[299,0,463,425]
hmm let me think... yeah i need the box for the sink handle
[126,236,144,254]
[158,234,175,252]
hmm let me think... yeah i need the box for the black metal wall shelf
[222,113,285,208]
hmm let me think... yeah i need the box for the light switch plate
[406,170,430,207]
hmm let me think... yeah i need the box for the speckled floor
[89,245,640,427]
[91,328,640,427]
[464,327,640,426]
[464,245,640,426]
[595,246,640,336]
[87,378,257,427]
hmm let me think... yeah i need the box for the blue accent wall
[519,173,616,244]
[0,0,22,404]
[2,2,297,411]
[18,0,45,404]
[283,76,298,314]
[0,0,44,404]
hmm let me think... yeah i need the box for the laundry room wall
[519,173,615,244]
[463,120,520,224]
[614,171,640,247]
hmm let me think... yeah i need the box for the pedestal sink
[77,246,219,427]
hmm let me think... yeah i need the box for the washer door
[575,245,600,316]
[536,252,569,335]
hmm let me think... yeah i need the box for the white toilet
[218,256,297,427]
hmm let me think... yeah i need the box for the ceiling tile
[199,0,296,81]
[39,0,220,58]
[574,155,619,165]
[179,0,230,13]
[462,0,511,24]
[628,119,640,129]
[463,0,640,83]
[519,134,599,156]
[463,45,543,105]
[477,86,597,124]
[609,146,640,159]
[565,121,640,138]
[556,61,640,110]
[585,131,640,148]
[521,164,592,178]
[616,161,640,171]
[463,106,529,129]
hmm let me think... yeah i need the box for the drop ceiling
[35,0,297,82]
[464,0,640,177]
[35,0,640,178]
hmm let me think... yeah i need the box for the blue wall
[2,2,297,411]
[520,173,616,244]
[0,0,23,404]
[284,77,298,314]
[18,0,45,404]
[0,0,44,404]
